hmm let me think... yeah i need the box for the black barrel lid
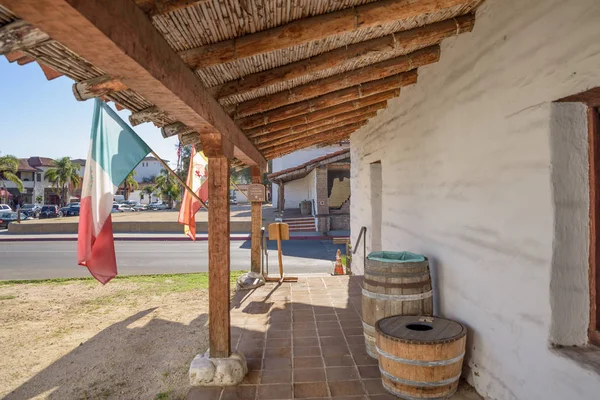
[375,315,466,345]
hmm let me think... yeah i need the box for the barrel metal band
[361,288,433,301]
[377,347,465,366]
[381,380,456,400]
[379,367,461,387]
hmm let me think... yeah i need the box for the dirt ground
[0,275,228,400]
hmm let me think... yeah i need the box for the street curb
[0,235,347,242]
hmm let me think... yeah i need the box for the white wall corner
[549,101,590,346]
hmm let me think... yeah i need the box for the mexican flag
[78,99,151,284]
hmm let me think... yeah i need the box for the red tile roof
[27,156,56,167]
[267,148,350,182]
[18,159,38,172]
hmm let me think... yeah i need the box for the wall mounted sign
[247,184,266,202]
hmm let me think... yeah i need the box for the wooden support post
[278,182,285,212]
[250,166,262,274]
[208,157,231,358]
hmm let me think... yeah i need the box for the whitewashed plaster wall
[271,144,348,204]
[282,174,312,209]
[350,0,600,398]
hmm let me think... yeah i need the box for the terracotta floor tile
[362,379,387,395]
[261,369,292,384]
[263,357,292,370]
[318,328,344,337]
[293,356,324,369]
[186,386,222,400]
[293,382,329,398]
[242,370,261,384]
[266,339,291,349]
[317,321,341,330]
[265,346,292,358]
[267,330,292,339]
[257,383,293,399]
[358,365,381,379]
[367,394,396,400]
[315,314,338,321]
[270,322,292,331]
[293,337,320,347]
[247,358,263,371]
[323,355,355,367]
[293,346,321,357]
[320,336,343,346]
[328,380,366,397]
[352,354,378,366]
[322,345,350,357]
[293,367,326,382]
[293,329,318,338]
[293,315,316,322]
[326,366,360,381]
[345,335,365,345]
[342,327,364,336]
[221,385,257,400]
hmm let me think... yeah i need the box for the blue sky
[0,58,179,166]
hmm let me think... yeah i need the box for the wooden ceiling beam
[257,117,374,150]
[72,75,128,101]
[1,1,266,168]
[252,109,379,145]
[264,129,356,160]
[233,46,438,118]
[262,122,364,152]
[0,19,49,55]
[134,0,211,17]
[237,71,416,130]
[211,14,475,102]
[179,0,470,69]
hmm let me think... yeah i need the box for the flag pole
[230,179,249,201]
[150,150,208,210]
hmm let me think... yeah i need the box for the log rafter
[210,14,475,103]
[232,46,438,119]
[250,103,386,143]
[237,71,416,130]
[179,0,472,70]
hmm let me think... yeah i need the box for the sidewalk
[0,231,348,242]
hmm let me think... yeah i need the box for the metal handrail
[353,226,367,255]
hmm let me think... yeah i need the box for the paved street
[0,239,344,280]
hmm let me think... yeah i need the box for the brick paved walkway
[187,276,481,400]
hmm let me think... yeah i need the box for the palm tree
[143,185,156,204]
[44,157,81,207]
[120,171,139,200]
[0,155,23,204]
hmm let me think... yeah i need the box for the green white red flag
[78,99,151,284]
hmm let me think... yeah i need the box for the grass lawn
[0,272,243,400]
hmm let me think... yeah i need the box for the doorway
[370,161,382,252]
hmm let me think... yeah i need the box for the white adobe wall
[271,144,348,205]
[133,158,164,182]
[282,174,312,209]
[350,0,600,399]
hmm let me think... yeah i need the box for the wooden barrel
[376,315,466,399]
[361,251,433,358]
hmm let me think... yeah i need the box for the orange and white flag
[177,147,208,240]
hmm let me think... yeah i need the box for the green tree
[0,155,23,204]
[155,169,182,209]
[44,157,81,207]
[143,185,156,204]
[120,171,139,200]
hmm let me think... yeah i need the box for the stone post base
[236,271,265,290]
[189,351,248,386]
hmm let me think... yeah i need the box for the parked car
[61,203,81,216]
[112,204,135,213]
[0,204,12,213]
[133,204,148,211]
[0,212,31,229]
[148,202,168,210]
[39,205,62,219]
[19,204,41,218]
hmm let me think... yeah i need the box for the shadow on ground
[3,309,209,400]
